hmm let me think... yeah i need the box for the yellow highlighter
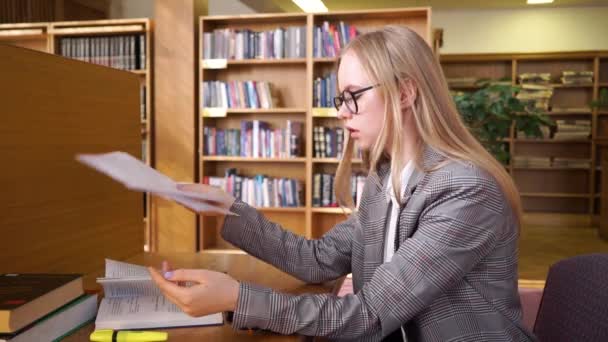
[90,329,168,342]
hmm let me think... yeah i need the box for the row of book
[518,71,594,85]
[553,119,591,140]
[0,274,97,341]
[202,81,278,109]
[202,27,307,60]
[313,21,359,58]
[313,126,363,159]
[58,35,146,71]
[513,156,591,169]
[313,173,366,208]
[313,73,337,108]
[203,120,304,158]
[204,170,303,208]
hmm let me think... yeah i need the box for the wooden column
[599,140,608,239]
[153,0,208,252]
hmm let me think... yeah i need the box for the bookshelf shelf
[202,249,247,255]
[313,57,339,64]
[550,83,594,89]
[313,158,363,164]
[520,192,590,199]
[598,83,608,87]
[201,156,307,163]
[599,111,608,115]
[131,70,147,75]
[514,139,591,144]
[202,108,307,116]
[48,24,146,36]
[312,207,353,214]
[255,207,307,213]
[513,167,590,171]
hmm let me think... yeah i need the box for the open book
[76,151,235,215]
[95,259,223,330]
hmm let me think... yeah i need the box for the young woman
[149,25,536,341]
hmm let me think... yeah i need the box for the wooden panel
[311,212,351,238]
[0,22,49,52]
[153,0,207,253]
[0,44,142,274]
[600,59,608,83]
[516,170,589,194]
[522,197,589,214]
[442,61,512,80]
[598,141,608,238]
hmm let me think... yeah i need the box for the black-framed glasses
[333,84,380,114]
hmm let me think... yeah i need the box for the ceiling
[240,0,608,12]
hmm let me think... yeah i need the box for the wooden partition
[0,44,142,276]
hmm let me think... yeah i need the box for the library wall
[435,7,608,54]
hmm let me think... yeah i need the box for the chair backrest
[534,253,608,342]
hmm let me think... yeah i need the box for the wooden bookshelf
[441,51,603,220]
[0,19,154,250]
[198,9,431,252]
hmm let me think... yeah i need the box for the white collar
[385,161,415,204]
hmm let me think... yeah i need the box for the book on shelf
[203,169,303,208]
[58,35,146,71]
[313,173,366,209]
[517,126,551,140]
[202,80,280,109]
[0,294,97,342]
[313,72,337,108]
[561,70,593,85]
[313,126,363,159]
[95,259,223,330]
[513,156,552,168]
[203,26,306,60]
[518,73,551,85]
[203,120,303,158]
[552,158,591,168]
[516,84,553,111]
[313,21,359,58]
[0,274,84,334]
[553,119,591,140]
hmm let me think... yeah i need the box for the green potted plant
[453,81,553,165]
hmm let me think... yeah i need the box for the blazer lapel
[361,159,390,282]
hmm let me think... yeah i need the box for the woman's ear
[399,79,417,110]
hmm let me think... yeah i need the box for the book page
[95,296,223,330]
[105,259,150,278]
[76,151,235,215]
[98,259,158,298]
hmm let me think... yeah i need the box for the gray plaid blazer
[222,146,536,341]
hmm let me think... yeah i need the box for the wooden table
[63,253,342,342]
[598,139,608,239]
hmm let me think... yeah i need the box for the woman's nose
[337,104,352,120]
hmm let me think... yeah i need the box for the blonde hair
[334,25,523,224]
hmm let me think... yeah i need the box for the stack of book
[561,70,593,85]
[553,120,591,141]
[552,158,591,169]
[446,77,480,88]
[313,21,359,58]
[202,81,279,109]
[313,126,363,159]
[203,169,303,208]
[203,120,303,158]
[0,274,97,342]
[313,72,337,108]
[519,73,551,85]
[312,173,366,209]
[58,35,146,70]
[516,84,554,111]
[202,26,307,60]
[513,156,552,168]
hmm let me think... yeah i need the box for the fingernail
[164,271,174,279]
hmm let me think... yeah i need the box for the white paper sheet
[76,151,235,215]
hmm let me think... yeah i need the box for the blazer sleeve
[221,199,356,283]
[228,172,508,339]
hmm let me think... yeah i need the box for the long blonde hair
[334,25,523,224]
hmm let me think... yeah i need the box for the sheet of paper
[105,259,150,278]
[76,151,235,215]
[95,296,223,330]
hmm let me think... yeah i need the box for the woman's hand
[177,183,236,215]
[148,266,239,317]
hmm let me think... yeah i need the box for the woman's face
[336,51,385,151]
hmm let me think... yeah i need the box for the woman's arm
[228,172,507,339]
[221,199,356,283]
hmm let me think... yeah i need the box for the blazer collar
[370,144,446,201]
